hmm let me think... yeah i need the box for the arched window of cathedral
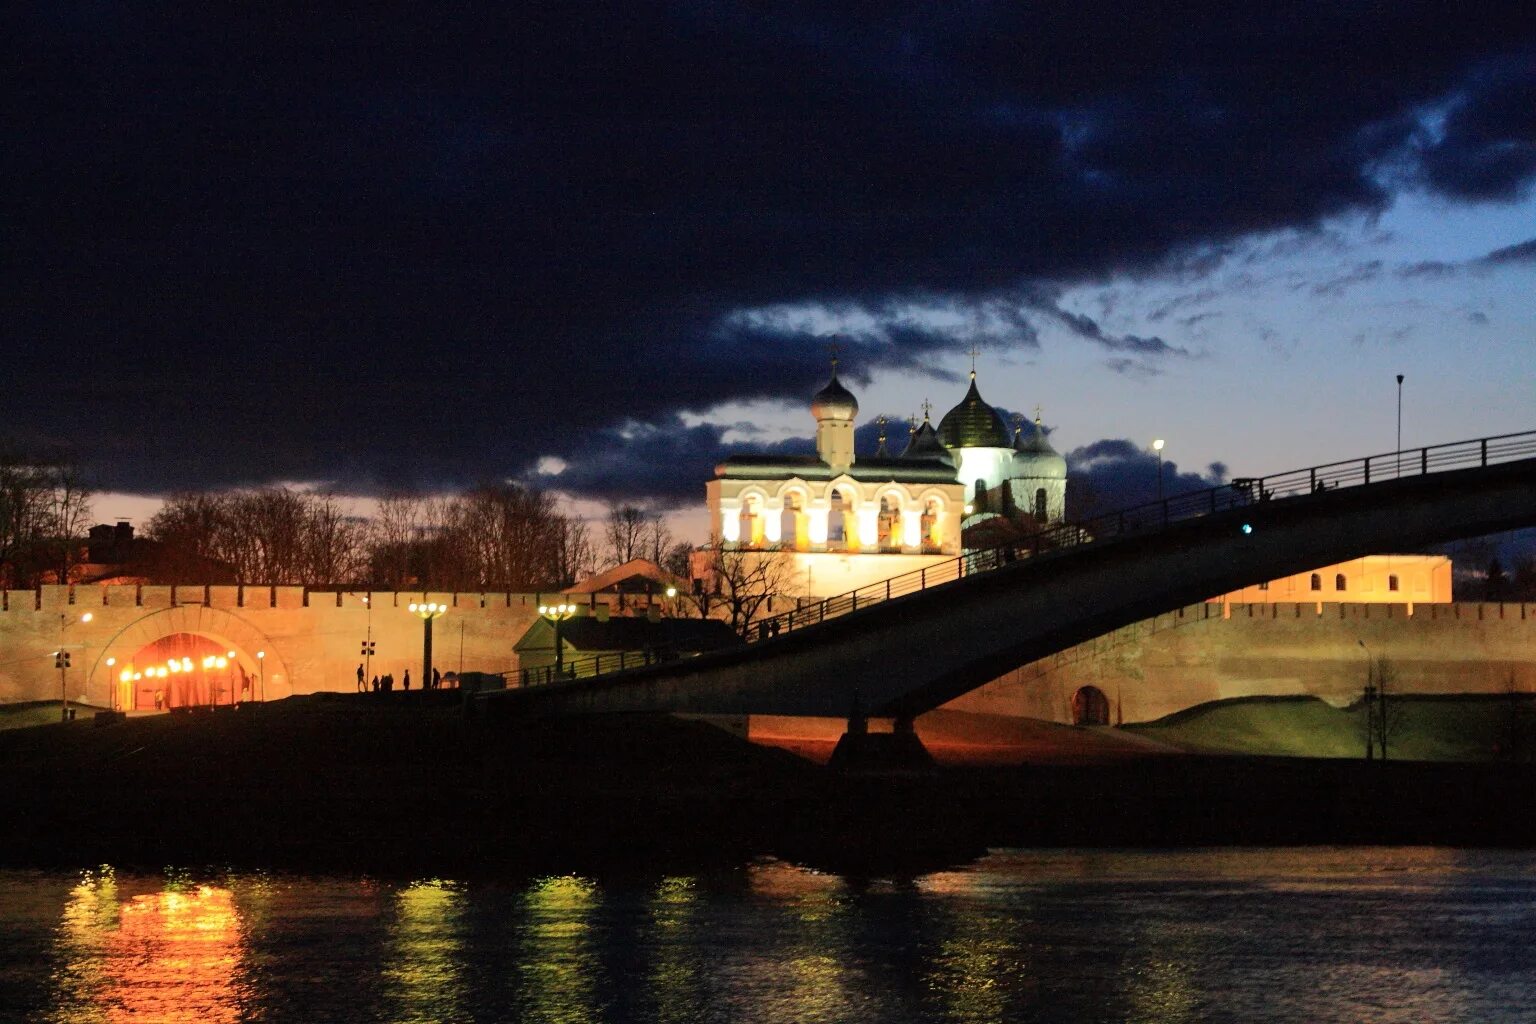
[1388,574,1399,592]
[1335,573,1347,591]
[828,489,854,550]
[781,493,806,551]
[877,495,901,552]
[1072,686,1110,727]
[1033,487,1047,524]
[921,499,941,552]
[739,496,763,548]
[1310,573,1322,591]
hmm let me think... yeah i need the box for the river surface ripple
[1,847,1533,1023]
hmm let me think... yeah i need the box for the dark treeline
[148,484,600,591]
[0,448,91,588]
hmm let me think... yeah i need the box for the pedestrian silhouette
[356,663,365,692]
[432,667,441,689]
[403,669,411,690]
[371,675,380,692]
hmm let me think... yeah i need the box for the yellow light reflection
[519,875,601,1024]
[383,879,467,1024]
[47,870,246,1024]
[743,861,855,1024]
[648,877,702,1024]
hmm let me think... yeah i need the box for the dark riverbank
[4,694,1536,876]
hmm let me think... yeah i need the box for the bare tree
[1374,656,1405,761]
[680,540,797,637]
[148,487,365,585]
[1499,670,1531,763]
[301,494,369,585]
[0,449,92,587]
[643,512,674,565]
[367,493,427,589]
[603,503,649,567]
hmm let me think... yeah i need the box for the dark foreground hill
[5,694,1536,876]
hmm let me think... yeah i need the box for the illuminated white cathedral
[705,361,1066,596]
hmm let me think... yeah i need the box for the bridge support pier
[828,713,934,773]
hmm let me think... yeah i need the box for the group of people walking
[356,664,446,693]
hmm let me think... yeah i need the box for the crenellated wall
[0,584,633,707]
[944,601,1536,725]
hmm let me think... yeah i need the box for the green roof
[937,376,1010,449]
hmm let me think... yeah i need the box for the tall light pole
[355,594,375,688]
[408,601,447,690]
[57,611,92,722]
[1395,373,1404,477]
[256,650,265,702]
[1152,439,1166,502]
[538,603,576,679]
[1358,639,1376,761]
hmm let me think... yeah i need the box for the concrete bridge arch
[87,605,292,708]
[504,454,1536,720]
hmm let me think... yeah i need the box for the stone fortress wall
[0,583,621,708]
[3,583,1532,725]
[945,600,1536,725]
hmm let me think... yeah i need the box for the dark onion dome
[1014,416,1060,456]
[1013,416,1068,478]
[810,367,858,421]
[900,415,954,465]
[937,373,1010,449]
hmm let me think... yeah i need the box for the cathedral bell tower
[811,359,859,472]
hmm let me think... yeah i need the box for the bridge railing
[515,428,1536,686]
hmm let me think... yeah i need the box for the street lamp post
[1358,639,1376,761]
[408,601,448,690]
[537,603,576,680]
[355,594,375,689]
[58,612,92,722]
[1152,439,1166,502]
[256,650,265,702]
[1395,373,1404,477]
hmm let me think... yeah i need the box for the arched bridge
[499,431,1536,720]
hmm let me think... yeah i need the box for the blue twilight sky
[6,4,1534,532]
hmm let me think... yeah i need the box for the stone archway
[1071,685,1111,727]
[87,605,291,710]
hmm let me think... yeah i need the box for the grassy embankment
[1127,694,1536,761]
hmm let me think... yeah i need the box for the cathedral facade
[705,363,1064,597]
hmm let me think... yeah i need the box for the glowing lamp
[1241,523,1254,534]
[80,612,93,623]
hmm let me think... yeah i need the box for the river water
[1,847,1532,1023]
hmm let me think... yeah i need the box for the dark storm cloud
[5,3,1535,499]
[1397,235,1536,279]
[1309,260,1385,297]
[1480,237,1536,265]
[1066,439,1228,513]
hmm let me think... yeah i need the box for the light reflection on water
[49,869,247,1024]
[3,847,1535,1023]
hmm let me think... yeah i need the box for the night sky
[7,4,1535,525]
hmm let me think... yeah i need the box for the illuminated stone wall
[944,600,1536,726]
[0,584,612,708]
